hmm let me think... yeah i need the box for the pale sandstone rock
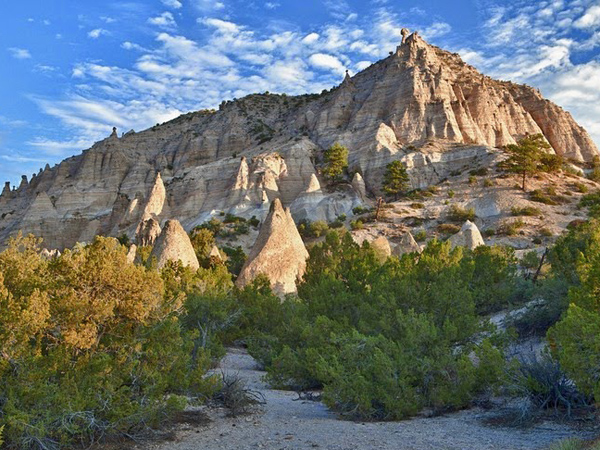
[150,219,199,270]
[449,220,485,250]
[371,236,392,262]
[40,248,61,260]
[141,172,166,220]
[126,244,137,264]
[393,232,421,256]
[351,172,368,202]
[136,218,161,247]
[236,199,309,296]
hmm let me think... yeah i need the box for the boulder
[449,220,485,250]
[371,236,392,262]
[393,232,421,256]
[236,198,309,296]
[150,219,200,270]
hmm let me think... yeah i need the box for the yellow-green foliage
[0,234,216,448]
[249,233,512,420]
[322,143,349,181]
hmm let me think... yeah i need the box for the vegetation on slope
[4,199,600,445]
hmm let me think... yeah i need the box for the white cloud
[148,12,177,29]
[265,2,280,9]
[575,5,600,28]
[87,28,109,39]
[193,0,225,11]
[8,48,31,59]
[201,18,240,33]
[302,32,319,44]
[161,0,182,9]
[423,22,452,39]
[308,53,346,73]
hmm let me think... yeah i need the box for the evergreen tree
[322,143,349,182]
[382,160,410,199]
[499,134,554,191]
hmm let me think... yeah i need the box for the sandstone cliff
[236,199,309,296]
[0,31,597,250]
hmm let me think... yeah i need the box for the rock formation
[351,172,368,203]
[371,236,392,262]
[40,248,61,260]
[136,218,161,247]
[0,31,597,250]
[236,199,309,296]
[393,232,421,256]
[449,220,485,250]
[126,244,137,264]
[150,219,199,270]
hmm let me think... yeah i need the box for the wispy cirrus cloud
[8,47,31,59]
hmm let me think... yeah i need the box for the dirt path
[149,348,595,450]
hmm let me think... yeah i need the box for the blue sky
[1,0,599,186]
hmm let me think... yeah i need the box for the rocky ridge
[0,31,598,250]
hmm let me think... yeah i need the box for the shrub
[530,188,568,206]
[483,178,494,187]
[117,233,130,246]
[468,175,477,185]
[223,214,246,224]
[508,354,591,415]
[197,217,225,235]
[511,206,541,216]
[540,227,553,237]
[448,189,455,198]
[248,216,260,228]
[447,204,476,222]
[213,373,265,417]
[579,191,600,217]
[222,246,247,276]
[352,206,370,215]
[411,202,425,209]
[437,223,461,235]
[483,228,496,237]
[469,167,489,176]
[574,182,589,194]
[190,228,216,266]
[350,220,363,230]
[0,235,214,447]
[498,219,525,236]
[414,230,427,242]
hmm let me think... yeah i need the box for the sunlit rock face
[236,199,309,296]
[0,32,597,250]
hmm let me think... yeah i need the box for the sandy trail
[149,348,594,450]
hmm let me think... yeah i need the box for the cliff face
[0,32,597,249]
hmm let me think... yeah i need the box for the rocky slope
[0,31,597,250]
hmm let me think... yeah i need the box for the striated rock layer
[236,199,309,296]
[0,32,597,249]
